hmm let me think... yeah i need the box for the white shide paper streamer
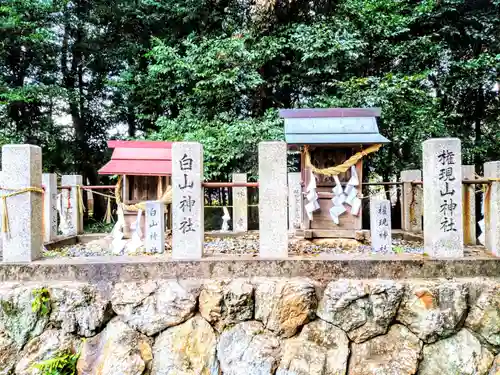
[305,171,320,220]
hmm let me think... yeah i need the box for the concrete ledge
[44,229,423,249]
[0,255,498,283]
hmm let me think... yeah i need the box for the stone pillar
[484,161,500,256]
[370,198,392,253]
[42,173,58,242]
[287,172,302,233]
[0,145,43,262]
[172,142,204,259]
[259,142,288,258]
[401,170,422,232]
[423,138,463,257]
[462,165,476,245]
[61,175,84,236]
[145,200,165,254]
[232,173,247,232]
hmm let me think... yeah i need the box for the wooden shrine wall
[124,176,170,204]
[302,146,363,231]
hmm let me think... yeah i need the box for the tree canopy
[1,0,500,191]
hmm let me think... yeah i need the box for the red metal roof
[99,159,172,176]
[107,140,173,149]
[98,140,172,176]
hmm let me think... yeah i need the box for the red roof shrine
[98,140,172,176]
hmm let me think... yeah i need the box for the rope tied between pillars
[75,185,86,216]
[105,196,112,224]
[0,187,44,234]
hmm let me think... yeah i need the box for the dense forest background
[1,0,500,219]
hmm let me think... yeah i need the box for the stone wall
[0,277,498,375]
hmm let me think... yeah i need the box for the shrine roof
[279,108,390,145]
[98,140,172,176]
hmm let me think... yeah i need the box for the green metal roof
[279,108,390,145]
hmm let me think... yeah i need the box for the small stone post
[172,142,204,259]
[145,200,165,254]
[259,142,288,258]
[423,138,463,257]
[0,145,43,262]
[232,173,247,232]
[401,170,422,232]
[61,175,84,236]
[42,173,58,242]
[370,198,392,253]
[287,172,302,233]
[484,161,500,256]
[462,165,476,245]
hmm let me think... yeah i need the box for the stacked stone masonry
[0,277,499,375]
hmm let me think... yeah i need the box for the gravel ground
[43,233,429,258]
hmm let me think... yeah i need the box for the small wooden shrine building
[98,140,172,237]
[279,108,390,238]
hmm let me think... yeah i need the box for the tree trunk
[127,105,137,137]
[62,7,107,222]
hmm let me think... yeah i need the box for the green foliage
[141,0,500,181]
[151,109,283,179]
[147,35,266,109]
[31,288,51,317]
[393,245,404,254]
[309,73,446,177]
[32,349,79,375]
[0,299,18,317]
[84,219,114,234]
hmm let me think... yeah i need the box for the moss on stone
[0,299,19,317]
[31,288,51,317]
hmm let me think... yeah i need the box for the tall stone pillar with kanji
[172,142,204,259]
[423,138,463,257]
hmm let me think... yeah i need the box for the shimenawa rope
[303,144,382,176]
[114,176,172,212]
[1,187,44,233]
